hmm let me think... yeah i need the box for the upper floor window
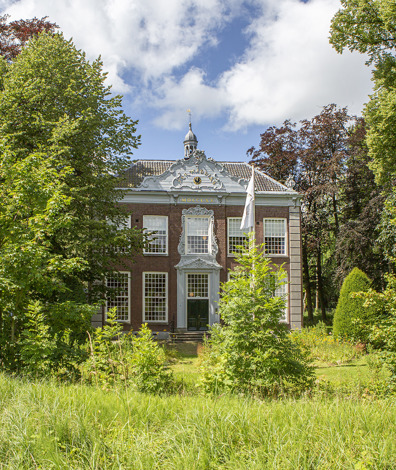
[107,215,131,253]
[186,216,210,254]
[107,215,131,229]
[143,216,168,255]
[227,217,248,256]
[264,218,287,255]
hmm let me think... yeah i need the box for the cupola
[183,122,198,159]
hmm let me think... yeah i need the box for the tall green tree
[330,0,396,64]
[0,33,144,367]
[250,105,354,322]
[330,0,396,273]
[330,0,396,185]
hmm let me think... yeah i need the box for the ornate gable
[138,150,247,193]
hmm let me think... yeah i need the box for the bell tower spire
[184,110,198,159]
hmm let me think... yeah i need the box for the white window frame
[274,276,289,322]
[263,218,287,256]
[143,215,168,255]
[227,217,248,256]
[105,271,131,323]
[185,216,211,255]
[143,272,168,323]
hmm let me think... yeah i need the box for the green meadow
[1,346,395,470]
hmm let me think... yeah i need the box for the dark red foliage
[0,14,58,61]
[248,120,299,184]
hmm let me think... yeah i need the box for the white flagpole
[240,164,255,247]
[251,163,255,247]
[240,164,256,319]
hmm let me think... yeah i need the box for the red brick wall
[110,203,291,331]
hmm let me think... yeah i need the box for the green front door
[187,299,209,331]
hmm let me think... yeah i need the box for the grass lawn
[315,356,370,383]
[168,342,384,392]
[0,344,394,469]
[1,372,396,469]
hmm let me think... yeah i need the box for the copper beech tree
[248,105,386,322]
[0,14,58,61]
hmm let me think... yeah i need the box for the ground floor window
[143,272,168,322]
[274,277,288,322]
[106,272,130,322]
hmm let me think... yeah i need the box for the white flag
[240,166,255,231]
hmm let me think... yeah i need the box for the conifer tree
[200,245,313,396]
[333,268,377,342]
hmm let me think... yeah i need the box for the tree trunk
[332,194,339,234]
[316,246,327,321]
[302,240,314,323]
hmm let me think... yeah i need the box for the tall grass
[0,373,395,469]
[290,322,364,365]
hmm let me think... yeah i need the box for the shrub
[199,244,314,397]
[82,312,174,393]
[333,268,378,343]
[129,323,174,393]
[290,322,364,365]
[357,274,396,391]
[18,301,91,379]
[82,307,128,386]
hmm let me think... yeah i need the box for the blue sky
[1,0,372,162]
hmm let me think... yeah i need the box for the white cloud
[219,0,373,129]
[2,0,242,89]
[152,68,227,129]
[1,0,373,131]
[150,0,373,129]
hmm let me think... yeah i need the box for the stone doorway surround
[175,205,221,330]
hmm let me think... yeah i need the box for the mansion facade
[92,125,303,334]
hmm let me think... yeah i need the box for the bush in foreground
[200,244,314,397]
[83,310,174,393]
[2,301,94,379]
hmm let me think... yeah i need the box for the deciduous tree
[330,0,396,276]
[0,33,144,369]
[250,104,353,322]
[0,14,58,60]
[330,0,396,185]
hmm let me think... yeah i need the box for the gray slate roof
[119,160,287,192]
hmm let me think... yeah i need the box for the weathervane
[187,108,192,124]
